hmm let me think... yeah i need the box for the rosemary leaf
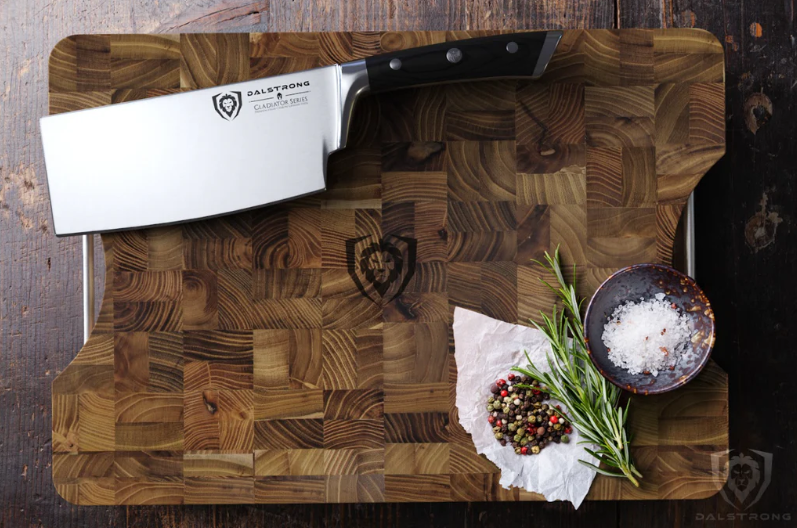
[512,248,642,487]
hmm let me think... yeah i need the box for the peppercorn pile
[487,373,572,455]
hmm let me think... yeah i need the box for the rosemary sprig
[512,248,642,487]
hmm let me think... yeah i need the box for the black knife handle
[364,31,561,94]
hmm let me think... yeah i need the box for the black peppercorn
[487,372,572,457]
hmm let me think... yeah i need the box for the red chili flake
[661,328,667,335]
[521,446,529,455]
[532,389,540,395]
[660,347,669,356]
[671,303,677,309]
[565,427,572,434]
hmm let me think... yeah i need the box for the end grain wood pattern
[50,30,728,505]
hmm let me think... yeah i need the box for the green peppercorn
[515,446,522,454]
[541,404,548,411]
[508,423,517,432]
[520,438,529,446]
[553,423,562,431]
[488,396,495,404]
[513,434,522,443]
[495,432,503,440]
[517,427,525,436]
[531,446,540,454]
[561,435,570,444]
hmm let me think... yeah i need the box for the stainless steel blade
[41,64,365,236]
[42,32,560,236]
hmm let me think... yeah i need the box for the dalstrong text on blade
[248,80,311,97]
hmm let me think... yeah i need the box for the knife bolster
[338,59,371,150]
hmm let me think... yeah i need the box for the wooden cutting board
[49,30,729,505]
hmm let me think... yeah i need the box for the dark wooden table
[1,1,794,526]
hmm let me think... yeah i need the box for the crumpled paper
[453,307,596,508]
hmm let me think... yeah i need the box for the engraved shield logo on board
[212,91,243,121]
[346,235,417,304]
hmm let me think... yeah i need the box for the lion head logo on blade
[346,235,416,305]
[211,91,243,121]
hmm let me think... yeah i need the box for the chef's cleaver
[41,31,562,236]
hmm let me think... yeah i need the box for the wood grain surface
[48,29,727,505]
[4,0,796,525]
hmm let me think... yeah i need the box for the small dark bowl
[583,264,715,395]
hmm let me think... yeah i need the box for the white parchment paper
[453,307,596,508]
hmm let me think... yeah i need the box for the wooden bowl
[583,264,715,395]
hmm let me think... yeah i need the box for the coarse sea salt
[601,293,693,376]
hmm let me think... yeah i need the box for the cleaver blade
[41,31,561,236]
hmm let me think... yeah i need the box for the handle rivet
[506,41,519,54]
[389,58,402,70]
[446,48,463,63]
